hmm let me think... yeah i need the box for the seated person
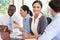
[0,5,22,33]
[13,5,33,33]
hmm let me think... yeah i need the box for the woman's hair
[21,5,33,16]
[32,0,42,8]
[29,10,33,16]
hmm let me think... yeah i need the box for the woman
[27,0,48,38]
[20,5,33,34]
[13,5,33,37]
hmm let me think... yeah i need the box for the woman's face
[32,3,42,15]
[20,8,27,18]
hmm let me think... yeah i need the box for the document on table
[10,28,22,38]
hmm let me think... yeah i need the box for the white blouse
[31,13,42,35]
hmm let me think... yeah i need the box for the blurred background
[0,0,52,17]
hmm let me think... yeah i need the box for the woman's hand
[13,20,25,32]
[13,20,19,28]
[22,32,29,38]
[35,34,41,39]
[13,24,20,29]
[13,20,21,29]
[28,34,41,39]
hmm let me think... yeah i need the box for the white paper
[10,28,22,38]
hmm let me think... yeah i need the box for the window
[0,0,52,18]
[0,0,11,15]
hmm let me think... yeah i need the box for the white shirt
[38,13,60,40]
[31,13,42,35]
[0,14,22,27]
[0,14,22,35]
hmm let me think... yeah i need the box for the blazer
[29,15,47,35]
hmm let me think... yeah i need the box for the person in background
[0,5,21,32]
[20,5,33,34]
[38,0,60,40]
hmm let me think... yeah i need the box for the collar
[54,13,60,19]
[6,14,12,18]
[24,14,31,20]
[32,13,42,19]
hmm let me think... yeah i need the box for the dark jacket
[29,15,47,35]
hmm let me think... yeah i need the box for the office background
[0,0,52,17]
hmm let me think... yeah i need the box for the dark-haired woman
[13,5,33,38]
[27,0,48,38]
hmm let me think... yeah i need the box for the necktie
[9,17,12,30]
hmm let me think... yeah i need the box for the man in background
[0,5,22,33]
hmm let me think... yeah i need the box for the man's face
[50,8,55,17]
[8,6,16,16]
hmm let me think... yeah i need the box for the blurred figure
[38,0,60,40]
[0,5,21,32]
[20,5,33,33]
[13,5,33,35]
[13,5,33,38]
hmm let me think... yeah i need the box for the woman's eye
[37,6,40,8]
[33,6,40,8]
[33,6,36,8]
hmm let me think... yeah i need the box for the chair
[0,25,10,40]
